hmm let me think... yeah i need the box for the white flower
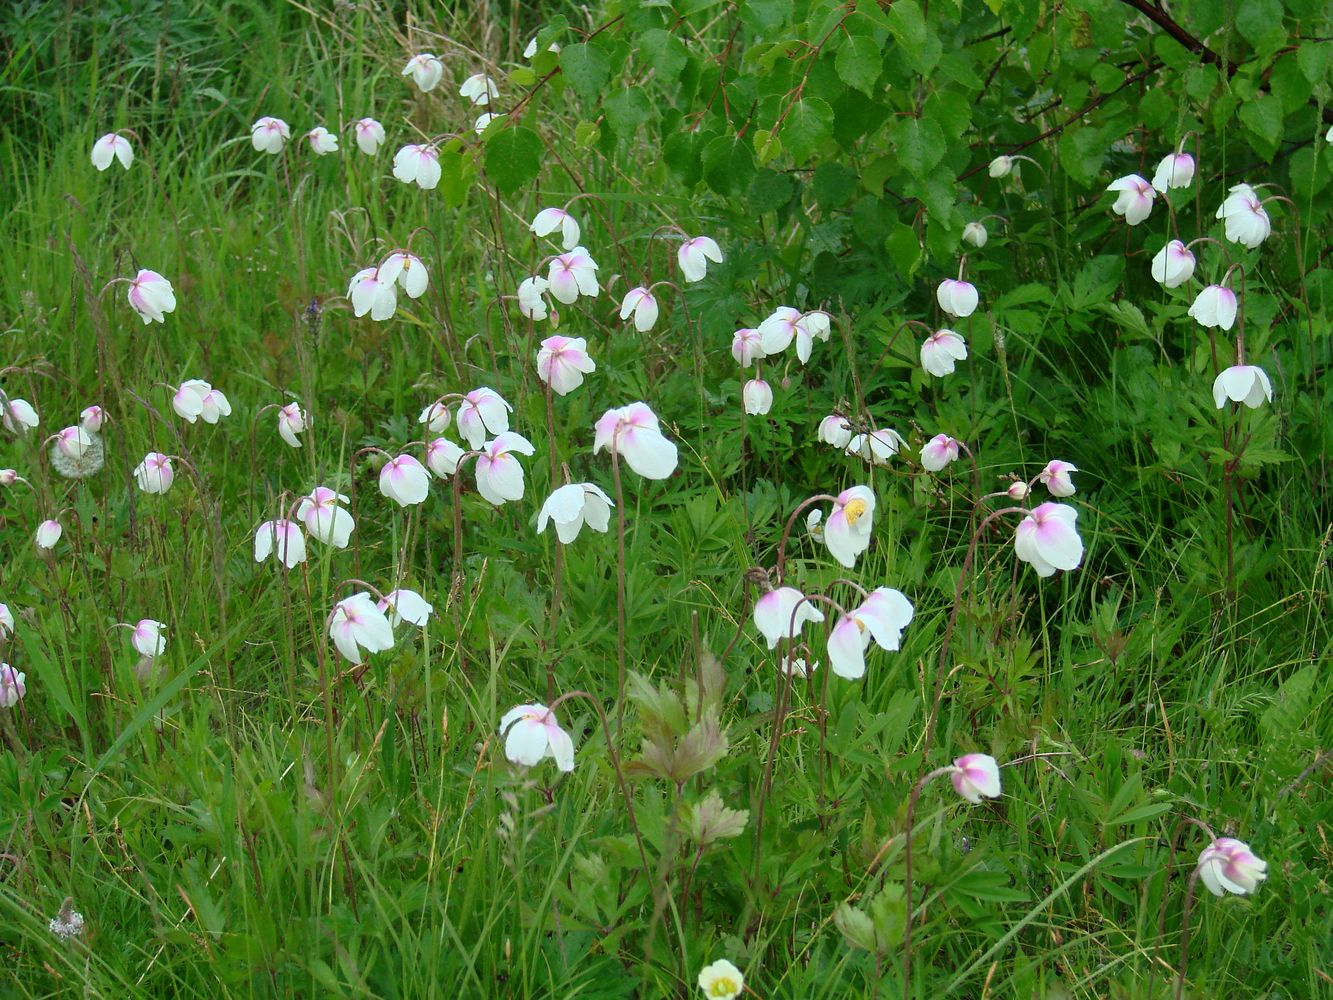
[377,251,429,299]
[379,455,431,507]
[91,133,133,171]
[950,753,1002,803]
[697,959,744,1000]
[742,379,773,415]
[920,434,960,472]
[846,428,905,467]
[817,414,853,449]
[254,519,307,569]
[378,589,433,628]
[35,519,62,550]
[936,279,979,319]
[460,73,499,106]
[961,221,987,248]
[475,432,536,506]
[1151,152,1195,191]
[250,116,290,154]
[536,483,613,543]
[1216,183,1272,249]
[134,452,174,494]
[402,53,444,93]
[2,398,39,434]
[354,117,385,155]
[752,587,824,649]
[920,329,968,377]
[1107,174,1155,225]
[988,155,1012,178]
[518,275,551,321]
[1212,365,1273,409]
[278,403,309,448]
[530,208,581,251]
[306,126,339,155]
[1038,460,1078,497]
[391,144,442,190]
[426,437,465,478]
[419,401,451,434]
[128,619,167,658]
[1151,240,1196,288]
[826,587,915,680]
[328,592,395,664]
[1188,285,1238,330]
[678,236,723,282]
[499,703,575,771]
[618,287,660,332]
[1198,838,1268,897]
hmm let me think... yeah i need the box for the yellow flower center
[709,979,738,998]
[843,498,867,525]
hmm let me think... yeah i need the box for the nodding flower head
[354,117,385,155]
[537,336,596,396]
[402,53,444,93]
[127,270,177,324]
[677,235,723,283]
[537,483,613,544]
[618,287,659,333]
[277,403,310,448]
[950,753,1002,803]
[742,379,773,416]
[1216,183,1272,249]
[592,402,678,479]
[920,434,960,472]
[1013,502,1084,577]
[460,73,500,106]
[456,387,512,449]
[499,703,575,771]
[305,126,339,155]
[134,452,174,494]
[1212,365,1273,410]
[1151,152,1195,192]
[1038,460,1078,497]
[936,278,979,319]
[328,592,395,664]
[249,116,290,154]
[1107,174,1155,225]
[1150,240,1196,289]
[530,208,581,252]
[546,247,600,304]
[391,144,441,190]
[1187,284,1238,331]
[920,329,968,377]
[91,132,133,171]
[1198,837,1267,897]
[824,485,876,568]
[752,586,825,649]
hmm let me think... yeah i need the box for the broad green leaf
[781,98,834,164]
[702,133,756,195]
[1239,92,1284,160]
[604,88,653,138]
[641,28,688,80]
[483,126,543,195]
[891,116,945,180]
[560,42,611,102]
[835,35,881,96]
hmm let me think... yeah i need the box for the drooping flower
[824,485,876,568]
[475,432,536,506]
[2,398,39,434]
[731,328,764,367]
[54,426,93,460]
[305,126,339,155]
[742,379,773,416]
[0,603,13,638]
[347,266,399,320]
[818,415,853,449]
[473,112,503,134]
[460,73,499,105]
[297,487,354,548]
[920,434,960,472]
[499,703,575,771]
[418,401,451,434]
[91,133,133,171]
[328,592,395,664]
[377,251,429,299]
[278,403,309,448]
[1038,460,1077,497]
[1151,240,1196,288]
[79,406,106,433]
[456,388,512,449]
[530,208,581,251]
[697,959,744,1000]
[950,753,1002,803]
[593,402,678,479]
[826,587,915,679]
[757,307,830,363]
[0,470,17,486]
[537,482,613,543]
[1006,481,1029,501]
[1013,502,1084,577]
[126,269,177,324]
[379,454,431,507]
[426,437,465,477]
[1216,183,1271,249]
[1212,365,1273,409]
[524,36,561,58]
[920,329,968,377]
[1198,838,1267,897]
[936,278,979,318]
[402,53,444,92]
[173,380,231,424]
[619,287,660,332]
[1107,174,1155,225]
[1151,152,1195,191]
[517,275,551,321]
[1187,284,1238,330]
[753,587,825,649]
[250,116,291,154]
[678,236,723,282]
[962,221,988,248]
[0,663,25,708]
[253,519,307,568]
[378,589,433,628]
[354,117,385,155]
[846,428,905,467]
[126,619,167,658]
[537,336,596,396]
[35,519,62,550]
[547,247,600,304]
[988,155,1013,178]
[391,143,442,189]
[134,452,174,494]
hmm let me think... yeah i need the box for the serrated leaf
[604,88,652,138]
[560,42,611,102]
[891,116,945,179]
[781,98,834,164]
[702,133,756,195]
[835,35,881,96]
[641,28,689,80]
[885,222,922,277]
[483,126,542,195]
[1239,92,1284,160]
[686,789,748,845]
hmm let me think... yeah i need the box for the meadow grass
[0,1,1330,997]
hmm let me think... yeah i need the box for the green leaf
[702,133,756,195]
[1235,0,1286,57]
[1239,92,1284,160]
[1297,40,1333,83]
[641,28,689,80]
[604,88,653,138]
[885,222,922,278]
[483,126,542,195]
[1057,126,1106,187]
[891,117,945,180]
[781,98,834,164]
[835,35,881,96]
[663,131,703,186]
[560,42,611,102]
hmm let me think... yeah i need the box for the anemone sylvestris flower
[825,486,876,568]
[537,483,613,543]
[402,53,444,92]
[134,452,174,494]
[378,589,433,628]
[1216,183,1272,249]
[962,221,988,248]
[426,437,465,477]
[920,329,968,377]
[499,703,574,771]
[0,664,25,708]
[1212,365,1273,409]
[920,434,960,472]
[35,519,62,550]
[378,251,429,299]
[537,336,595,395]
[306,126,338,155]
[530,208,581,251]
[250,116,290,154]
[988,155,1012,178]
[379,454,431,507]
[328,592,395,664]
[826,587,914,679]
[950,754,1002,803]
[1038,459,1077,497]
[460,73,499,105]
[126,619,166,658]
[1188,284,1238,331]
[91,133,133,171]
[846,428,905,467]
[517,276,551,321]
[354,117,385,155]
[418,402,450,434]
[1198,838,1267,897]
[54,426,92,460]
[475,433,536,506]
[936,278,978,318]
[593,402,678,479]
[457,388,512,449]
[752,587,825,649]
[254,519,307,568]
[127,269,176,324]
[619,287,659,332]
[1151,240,1196,288]
[678,236,723,282]
[392,144,441,189]
[2,398,38,434]
[818,414,853,449]
[80,406,106,433]
[1151,152,1195,191]
[547,247,599,304]
[742,378,773,416]
[731,328,764,367]
[278,403,309,447]
[173,380,231,424]
[0,604,13,638]
[1107,174,1155,225]
[1014,502,1084,577]
[297,487,354,548]
[347,266,398,320]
